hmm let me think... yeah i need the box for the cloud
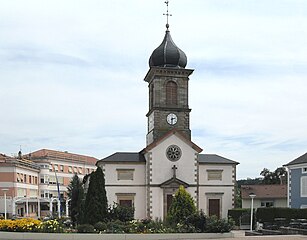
[192,58,307,77]
[0,0,306,179]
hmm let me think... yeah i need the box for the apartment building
[0,149,97,218]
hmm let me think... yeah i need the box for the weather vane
[163,0,172,29]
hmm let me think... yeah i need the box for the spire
[148,0,187,68]
[163,1,172,30]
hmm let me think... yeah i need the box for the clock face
[166,145,182,161]
[167,113,177,125]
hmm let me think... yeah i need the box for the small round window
[166,145,182,161]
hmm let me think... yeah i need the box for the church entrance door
[163,189,176,220]
[209,199,220,218]
[166,194,173,214]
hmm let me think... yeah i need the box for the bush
[140,218,173,233]
[130,218,173,233]
[37,219,65,233]
[77,224,95,233]
[167,186,196,226]
[205,216,234,233]
[102,219,173,234]
[94,221,107,232]
[105,220,126,233]
[228,208,250,226]
[256,207,307,224]
[108,203,134,222]
[183,210,206,233]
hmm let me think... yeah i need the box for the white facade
[103,163,146,219]
[98,22,239,221]
[98,131,238,220]
[144,132,198,220]
[242,198,287,209]
[198,164,236,219]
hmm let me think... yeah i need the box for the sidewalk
[0,230,305,240]
[229,230,306,239]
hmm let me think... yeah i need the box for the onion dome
[149,25,187,68]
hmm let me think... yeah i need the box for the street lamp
[249,193,256,232]
[2,189,9,220]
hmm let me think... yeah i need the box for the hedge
[228,208,250,226]
[256,207,307,224]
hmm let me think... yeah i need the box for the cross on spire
[163,0,172,30]
[172,165,177,179]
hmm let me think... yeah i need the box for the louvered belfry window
[166,81,177,105]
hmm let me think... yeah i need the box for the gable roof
[198,154,239,165]
[284,152,307,166]
[142,129,203,154]
[241,184,287,199]
[98,152,146,164]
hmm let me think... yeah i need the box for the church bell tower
[145,19,194,146]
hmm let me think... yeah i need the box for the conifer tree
[83,167,108,225]
[67,174,84,226]
[167,185,196,226]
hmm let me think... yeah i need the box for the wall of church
[198,186,234,219]
[198,164,235,219]
[198,164,234,185]
[99,163,147,219]
[101,163,146,185]
[150,187,163,220]
[106,186,147,219]
[150,134,197,185]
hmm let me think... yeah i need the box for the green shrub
[142,218,173,233]
[105,220,126,233]
[94,221,107,232]
[205,216,234,233]
[108,203,134,222]
[167,185,196,226]
[37,219,65,233]
[77,224,95,233]
[256,208,307,224]
[183,210,206,232]
[228,208,250,226]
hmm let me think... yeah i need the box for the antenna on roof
[163,0,172,30]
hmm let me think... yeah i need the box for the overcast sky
[0,0,306,179]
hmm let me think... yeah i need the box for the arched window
[166,81,177,105]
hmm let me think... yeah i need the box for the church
[97,18,238,220]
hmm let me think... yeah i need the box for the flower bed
[0,215,234,234]
[0,219,64,233]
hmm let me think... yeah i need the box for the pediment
[159,177,189,188]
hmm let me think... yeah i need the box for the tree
[167,185,196,226]
[260,167,287,184]
[67,174,85,226]
[83,167,108,225]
